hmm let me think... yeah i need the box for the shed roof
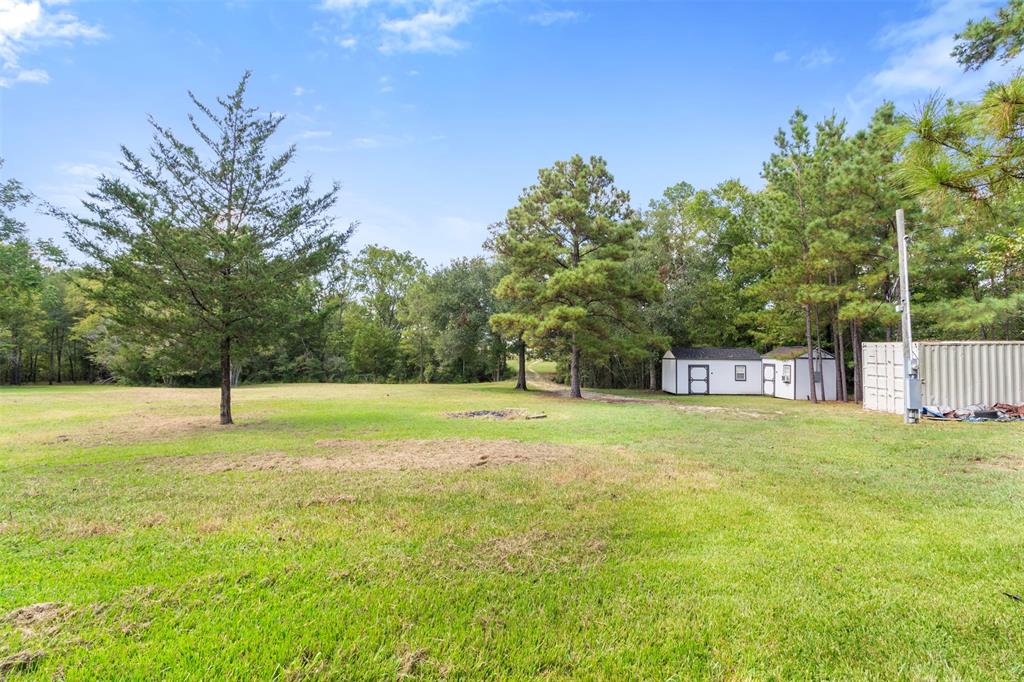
[763,346,835,360]
[666,347,762,361]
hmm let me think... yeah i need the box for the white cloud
[379,8,467,54]
[773,50,789,63]
[293,85,309,96]
[528,9,580,26]
[349,136,382,149]
[0,0,104,87]
[320,0,475,55]
[866,0,1018,97]
[295,130,332,140]
[799,47,835,69]
[57,161,109,178]
[319,0,376,9]
[305,134,417,152]
[0,64,44,85]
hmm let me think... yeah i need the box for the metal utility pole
[896,209,921,424]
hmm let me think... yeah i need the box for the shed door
[688,364,710,395]
[762,363,775,397]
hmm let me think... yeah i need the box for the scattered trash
[923,403,1024,422]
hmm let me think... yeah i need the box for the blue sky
[2,0,1021,265]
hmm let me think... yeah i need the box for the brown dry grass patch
[970,454,1024,471]
[0,650,45,675]
[47,413,266,448]
[155,438,577,474]
[3,603,69,637]
[62,520,122,538]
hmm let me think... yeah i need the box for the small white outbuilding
[661,347,764,395]
[761,346,838,401]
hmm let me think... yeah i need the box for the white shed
[761,346,838,401]
[661,347,763,395]
[863,341,1024,414]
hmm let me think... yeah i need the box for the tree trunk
[220,336,233,425]
[834,309,847,402]
[649,357,658,391]
[514,337,527,391]
[804,303,817,403]
[851,319,863,403]
[569,335,582,399]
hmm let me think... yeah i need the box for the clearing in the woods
[1,381,1022,679]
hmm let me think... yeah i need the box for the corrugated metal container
[863,341,1024,413]
[863,342,904,413]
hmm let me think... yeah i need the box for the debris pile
[922,403,1024,422]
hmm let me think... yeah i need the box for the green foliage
[895,78,1024,199]
[952,0,1024,70]
[63,73,349,420]
[490,155,662,397]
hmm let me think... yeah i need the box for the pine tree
[65,73,351,423]
[490,155,660,398]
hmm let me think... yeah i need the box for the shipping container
[862,341,1024,414]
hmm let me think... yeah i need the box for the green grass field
[1,381,1022,679]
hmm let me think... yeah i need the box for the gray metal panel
[919,341,1024,407]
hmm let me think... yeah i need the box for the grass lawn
[1,381,1023,679]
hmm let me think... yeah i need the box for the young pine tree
[66,73,351,423]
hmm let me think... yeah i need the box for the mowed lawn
[1,383,1022,680]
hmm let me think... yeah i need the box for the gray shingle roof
[666,347,762,361]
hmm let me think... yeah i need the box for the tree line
[2,2,1023,417]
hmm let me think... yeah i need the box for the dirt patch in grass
[398,648,428,678]
[3,603,69,637]
[444,408,545,420]
[0,650,45,674]
[49,414,264,448]
[158,439,577,473]
[298,494,358,508]
[970,454,1024,471]
[63,520,122,538]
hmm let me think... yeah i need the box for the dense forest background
[4,3,1024,399]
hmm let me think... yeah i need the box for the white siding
[763,357,836,400]
[770,360,796,399]
[794,357,837,401]
[675,361,690,395]
[665,358,763,395]
[661,356,678,394]
[706,360,762,395]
